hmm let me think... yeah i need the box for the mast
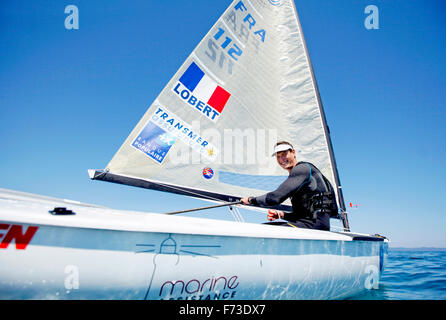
[290,1,350,231]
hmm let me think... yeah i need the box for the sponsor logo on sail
[131,120,177,164]
[133,102,218,163]
[173,62,231,123]
[202,167,214,179]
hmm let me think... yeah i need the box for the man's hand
[240,197,251,205]
[267,209,284,221]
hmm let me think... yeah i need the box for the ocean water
[348,249,446,300]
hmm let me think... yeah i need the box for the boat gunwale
[0,188,384,242]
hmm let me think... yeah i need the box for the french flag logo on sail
[173,62,231,122]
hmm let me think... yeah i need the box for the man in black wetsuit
[240,141,337,231]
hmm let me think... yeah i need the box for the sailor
[240,141,337,231]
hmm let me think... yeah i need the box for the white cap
[271,144,293,157]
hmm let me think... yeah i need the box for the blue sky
[1,0,445,247]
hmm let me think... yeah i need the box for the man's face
[276,149,295,170]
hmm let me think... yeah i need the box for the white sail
[97,0,346,218]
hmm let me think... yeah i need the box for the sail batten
[94,0,349,227]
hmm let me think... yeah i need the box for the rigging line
[228,206,236,221]
[111,172,250,216]
[97,170,268,216]
[94,168,110,179]
[228,206,240,222]
[234,206,244,222]
[233,206,245,222]
[98,170,288,215]
[231,206,240,222]
[228,205,245,223]
[147,176,234,204]
[164,201,242,215]
[239,208,245,222]
[232,205,243,222]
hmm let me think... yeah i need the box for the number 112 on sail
[213,27,243,61]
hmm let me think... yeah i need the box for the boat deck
[0,188,383,242]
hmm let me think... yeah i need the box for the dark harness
[300,174,338,219]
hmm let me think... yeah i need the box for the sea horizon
[389,247,446,251]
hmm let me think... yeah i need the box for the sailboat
[0,0,388,300]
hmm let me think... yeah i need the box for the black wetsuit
[249,162,337,231]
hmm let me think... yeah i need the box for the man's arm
[249,164,310,207]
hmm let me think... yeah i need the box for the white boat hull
[0,188,388,300]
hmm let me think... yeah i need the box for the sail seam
[245,0,264,20]
[220,19,246,48]
[190,52,225,85]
